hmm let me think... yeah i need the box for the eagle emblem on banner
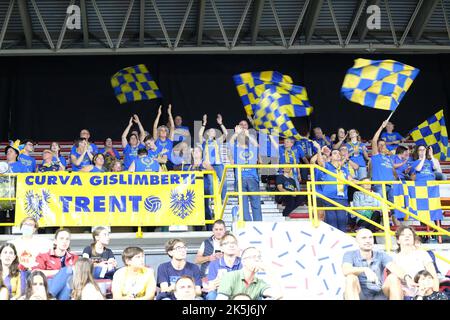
[24,189,51,220]
[170,189,195,219]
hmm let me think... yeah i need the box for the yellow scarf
[332,162,345,195]
[204,139,220,165]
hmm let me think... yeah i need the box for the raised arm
[167,104,175,140]
[312,141,324,167]
[153,105,162,140]
[217,114,228,143]
[122,117,134,148]
[133,114,146,143]
[198,114,207,144]
[371,120,388,156]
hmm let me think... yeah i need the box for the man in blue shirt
[128,148,160,172]
[342,228,415,300]
[392,146,412,181]
[71,129,98,156]
[313,127,331,149]
[18,139,37,173]
[173,115,191,143]
[380,122,405,153]
[4,143,27,173]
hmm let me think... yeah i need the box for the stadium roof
[0,0,449,55]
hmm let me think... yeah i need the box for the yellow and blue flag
[393,181,443,221]
[111,64,162,104]
[252,89,302,139]
[341,59,419,111]
[233,71,313,117]
[409,109,449,161]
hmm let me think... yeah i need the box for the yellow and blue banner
[409,109,449,161]
[111,64,162,104]
[233,71,313,118]
[15,172,205,227]
[341,59,419,111]
[393,181,442,221]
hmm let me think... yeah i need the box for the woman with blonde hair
[82,226,117,279]
[71,258,104,300]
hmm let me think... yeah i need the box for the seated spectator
[109,159,123,172]
[82,226,117,280]
[0,243,27,299]
[50,141,67,170]
[414,270,448,300]
[393,146,412,181]
[128,148,160,172]
[331,128,347,150]
[393,225,439,299]
[153,105,175,171]
[410,145,436,182]
[216,247,282,300]
[18,139,37,172]
[351,178,381,233]
[381,122,405,153]
[0,276,8,300]
[99,137,120,160]
[21,270,53,300]
[8,217,53,271]
[80,153,106,173]
[37,149,61,172]
[275,167,304,217]
[70,138,94,172]
[111,247,156,300]
[342,228,413,300]
[4,141,27,173]
[33,228,78,300]
[122,115,146,170]
[312,127,331,149]
[71,258,104,300]
[156,239,202,300]
[206,233,242,300]
[173,276,197,300]
[195,220,226,278]
[346,129,369,180]
[432,157,446,180]
[143,135,160,159]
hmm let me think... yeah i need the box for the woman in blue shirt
[80,153,106,173]
[153,105,175,171]
[122,115,146,170]
[411,145,435,182]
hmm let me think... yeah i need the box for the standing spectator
[392,146,412,181]
[111,247,156,300]
[70,138,94,172]
[393,225,439,299]
[0,243,27,299]
[414,270,448,300]
[229,125,262,221]
[50,141,67,170]
[342,228,413,300]
[8,217,53,271]
[21,270,53,300]
[199,114,228,200]
[71,258,104,300]
[275,167,304,217]
[18,139,37,172]
[156,239,202,299]
[352,178,381,233]
[109,159,123,172]
[122,115,146,170]
[331,128,348,150]
[346,129,369,180]
[216,247,282,300]
[295,130,314,181]
[4,141,27,173]
[76,129,98,154]
[128,148,160,173]
[172,115,191,144]
[80,153,106,173]
[143,135,160,159]
[312,127,331,149]
[82,226,117,280]
[37,149,61,172]
[410,145,436,182]
[370,120,397,202]
[339,145,359,179]
[153,105,175,170]
[99,137,120,160]
[381,122,405,153]
[315,141,352,232]
[195,220,226,278]
[206,233,242,300]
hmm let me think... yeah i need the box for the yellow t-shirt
[111,266,155,299]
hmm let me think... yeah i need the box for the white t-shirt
[9,236,53,270]
[80,283,104,300]
[393,249,433,278]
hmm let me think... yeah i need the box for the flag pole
[386,110,395,122]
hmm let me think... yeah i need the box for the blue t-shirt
[202,139,222,165]
[279,146,304,164]
[18,154,36,173]
[318,162,350,199]
[346,141,367,167]
[98,148,120,160]
[313,136,331,149]
[90,166,105,173]
[156,261,202,288]
[231,143,259,180]
[381,132,403,151]
[393,155,411,181]
[155,139,173,160]
[411,159,435,182]
[70,143,98,155]
[371,154,395,181]
[295,138,314,158]
[207,257,242,281]
[123,143,145,170]
[133,156,160,172]
[173,125,190,142]
[70,149,92,172]
[8,161,28,173]
[52,155,67,168]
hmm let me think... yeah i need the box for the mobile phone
[214,250,222,254]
